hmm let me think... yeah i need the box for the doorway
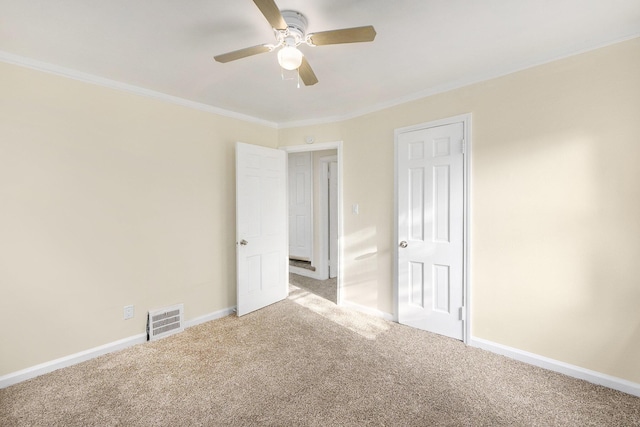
[283,142,343,304]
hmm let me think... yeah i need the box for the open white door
[396,121,465,340]
[236,142,288,316]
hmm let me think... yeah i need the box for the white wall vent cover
[147,304,184,341]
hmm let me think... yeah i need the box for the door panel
[397,123,464,340]
[236,142,287,316]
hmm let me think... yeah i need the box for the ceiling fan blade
[253,0,287,31]
[307,26,376,46]
[214,44,271,63]
[299,57,318,86]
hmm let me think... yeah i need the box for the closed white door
[396,122,465,340]
[288,152,312,261]
[236,142,288,316]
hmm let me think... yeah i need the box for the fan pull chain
[280,67,301,88]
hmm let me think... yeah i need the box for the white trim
[393,138,399,323]
[277,34,640,129]
[340,300,394,322]
[0,50,277,129]
[393,113,472,343]
[281,142,343,304]
[281,141,340,153]
[0,333,147,389]
[393,113,472,135]
[319,155,339,281]
[3,35,638,130]
[184,306,236,328]
[470,337,640,398]
[462,116,473,344]
[0,306,235,389]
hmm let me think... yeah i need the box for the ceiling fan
[214,0,377,86]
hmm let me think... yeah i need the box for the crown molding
[3,33,638,130]
[277,33,640,129]
[0,51,278,129]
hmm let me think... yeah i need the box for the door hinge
[459,306,466,321]
[461,139,466,154]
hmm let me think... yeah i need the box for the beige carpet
[1,286,639,426]
[289,272,337,303]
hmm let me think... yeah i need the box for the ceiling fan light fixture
[213,1,376,86]
[278,45,303,70]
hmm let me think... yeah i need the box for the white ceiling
[1,0,639,127]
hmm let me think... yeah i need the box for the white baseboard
[340,300,394,322]
[0,306,236,389]
[469,337,640,398]
[184,306,236,328]
[0,333,147,389]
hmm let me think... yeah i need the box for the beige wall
[2,37,639,385]
[279,37,640,383]
[0,62,278,375]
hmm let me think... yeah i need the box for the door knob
[399,241,408,248]
[239,239,248,246]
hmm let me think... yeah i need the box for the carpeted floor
[289,272,337,303]
[1,286,639,426]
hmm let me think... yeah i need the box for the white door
[236,142,288,316]
[396,122,465,340]
[288,152,312,261]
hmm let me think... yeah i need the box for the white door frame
[281,142,344,305]
[393,114,472,343]
[319,155,338,280]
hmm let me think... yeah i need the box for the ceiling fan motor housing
[281,10,308,41]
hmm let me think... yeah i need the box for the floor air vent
[147,304,184,341]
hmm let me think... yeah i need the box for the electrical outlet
[123,305,134,320]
